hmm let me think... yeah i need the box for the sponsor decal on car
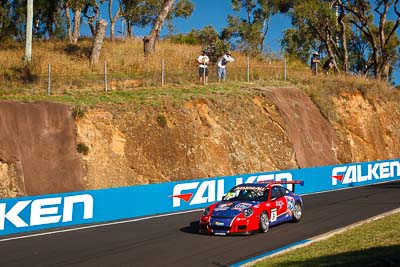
[170,173,293,208]
[285,196,295,211]
[232,203,252,211]
[276,200,285,211]
[331,160,400,185]
[214,202,233,211]
[235,186,266,191]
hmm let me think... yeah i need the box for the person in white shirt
[217,52,234,82]
[197,50,210,85]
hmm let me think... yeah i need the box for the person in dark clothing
[323,57,335,75]
[310,51,320,75]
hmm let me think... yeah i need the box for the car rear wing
[257,180,304,192]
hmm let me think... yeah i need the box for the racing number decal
[270,208,277,222]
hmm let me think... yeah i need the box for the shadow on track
[180,221,200,234]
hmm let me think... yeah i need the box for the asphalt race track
[0,181,399,267]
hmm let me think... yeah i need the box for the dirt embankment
[0,87,399,197]
[0,102,84,197]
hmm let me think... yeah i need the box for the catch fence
[0,60,311,95]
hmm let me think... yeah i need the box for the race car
[199,180,303,235]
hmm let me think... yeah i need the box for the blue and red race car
[199,180,303,235]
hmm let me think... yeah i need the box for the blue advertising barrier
[0,159,399,236]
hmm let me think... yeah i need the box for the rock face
[0,102,85,197]
[0,87,399,197]
[74,86,399,189]
[331,90,400,163]
[263,87,338,167]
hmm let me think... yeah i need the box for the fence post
[104,61,108,93]
[161,59,165,87]
[47,64,51,95]
[284,56,287,81]
[247,57,250,82]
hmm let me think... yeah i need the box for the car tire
[259,211,269,233]
[292,202,302,222]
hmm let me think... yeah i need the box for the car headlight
[243,208,253,217]
[202,207,210,216]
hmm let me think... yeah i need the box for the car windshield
[223,186,268,201]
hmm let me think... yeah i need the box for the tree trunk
[65,4,73,42]
[88,20,96,36]
[325,29,340,72]
[126,20,132,37]
[109,0,121,41]
[143,0,175,56]
[339,20,348,72]
[337,1,349,73]
[71,8,81,44]
[90,19,108,67]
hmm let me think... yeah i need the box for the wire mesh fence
[0,60,311,95]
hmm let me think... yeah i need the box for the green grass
[0,81,254,107]
[252,211,400,267]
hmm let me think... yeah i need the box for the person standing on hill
[197,50,210,85]
[217,51,235,82]
[323,57,335,75]
[310,51,320,75]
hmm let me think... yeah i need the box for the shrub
[72,105,87,119]
[76,143,89,155]
[157,114,168,128]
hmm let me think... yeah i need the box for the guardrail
[0,159,399,236]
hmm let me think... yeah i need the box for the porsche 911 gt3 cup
[199,180,303,235]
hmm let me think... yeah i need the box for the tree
[343,0,400,79]
[223,0,280,55]
[143,0,175,56]
[82,0,100,36]
[25,0,33,62]
[0,0,23,41]
[108,0,122,41]
[90,19,107,66]
[279,0,400,79]
[142,0,193,56]
[33,0,67,39]
[65,0,82,43]
[290,0,340,72]
[65,0,98,43]
[281,28,316,62]
[121,0,153,37]
[335,0,350,72]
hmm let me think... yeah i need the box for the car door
[268,185,288,224]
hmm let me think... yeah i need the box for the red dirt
[263,87,338,168]
[0,101,85,196]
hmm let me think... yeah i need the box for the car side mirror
[221,194,226,200]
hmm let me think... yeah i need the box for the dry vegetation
[0,38,397,121]
[0,38,291,93]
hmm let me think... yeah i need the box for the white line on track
[237,207,400,267]
[0,179,398,243]
[0,209,203,243]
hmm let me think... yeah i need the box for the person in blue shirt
[217,51,235,82]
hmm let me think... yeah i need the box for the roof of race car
[234,182,280,189]
[234,180,303,189]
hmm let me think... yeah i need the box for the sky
[88,0,399,86]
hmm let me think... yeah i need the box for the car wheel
[292,202,302,222]
[259,211,269,233]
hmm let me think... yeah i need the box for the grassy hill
[0,38,398,125]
